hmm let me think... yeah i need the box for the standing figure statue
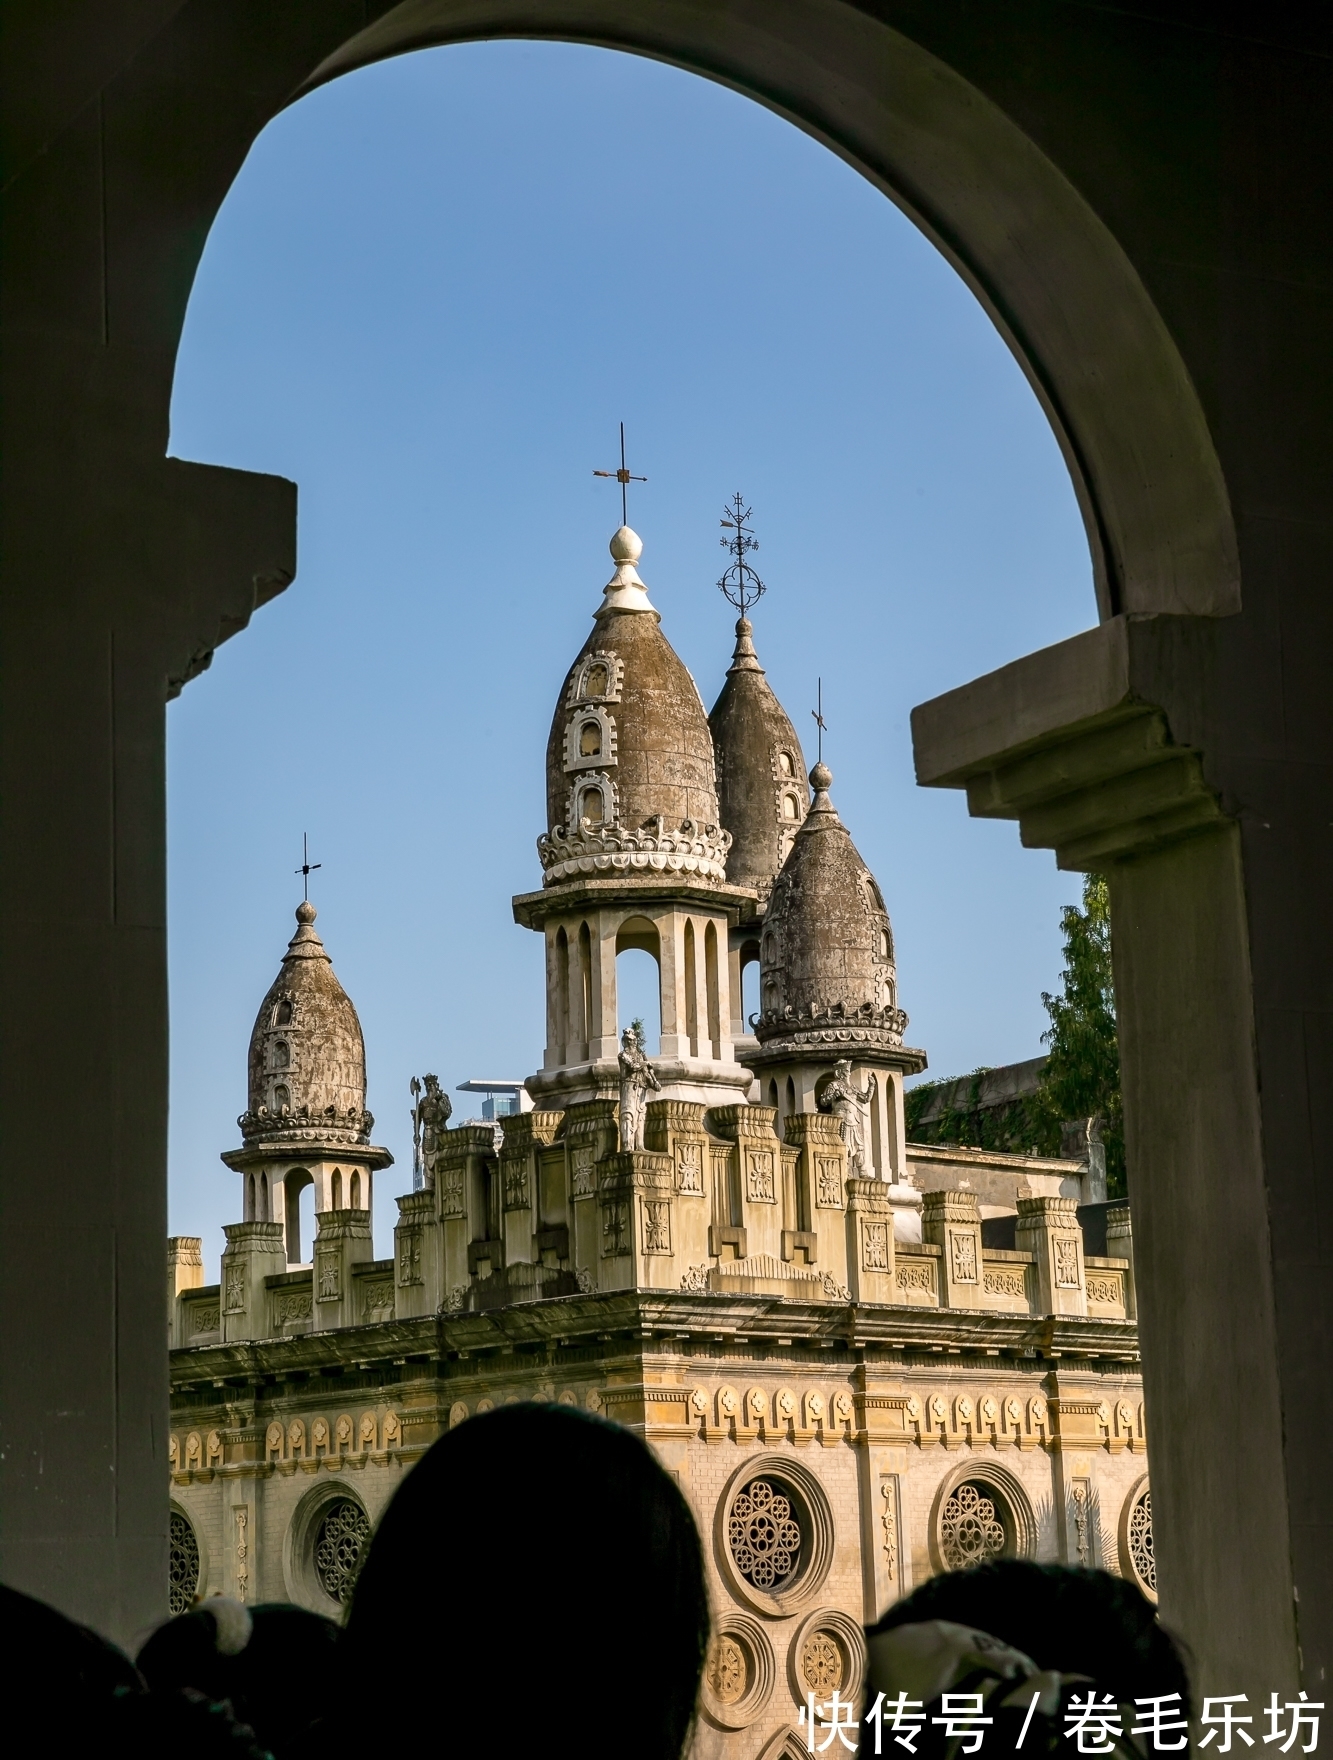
[617,1023,661,1153]
[410,1073,452,1189]
[818,1059,877,1177]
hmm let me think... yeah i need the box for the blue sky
[167,41,1094,1272]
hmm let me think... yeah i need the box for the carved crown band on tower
[238,1102,375,1145]
[538,819,732,886]
[751,1001,909,1047]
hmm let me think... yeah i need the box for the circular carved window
[700,1616,776,1730]
[313,1498,370,1604]
[728,1477,807,1593]
[168,1510,200,1614]
[787,1609,867,1706]
[940,1481,1010,1570]
[800,1629,844,1694]
[1124,1483,1156,1597]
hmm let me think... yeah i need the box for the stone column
[1015,1197,1087,1317]
[220,1223,286,1343]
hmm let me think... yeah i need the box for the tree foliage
[903,874,1126,1200]
[1032,873,1125,1198]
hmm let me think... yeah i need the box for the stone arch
[278,6,1242,626]
[284,1167,314,1264]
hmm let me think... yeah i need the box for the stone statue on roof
[819,1058,877,1177]
[410,1073,452,1187]
[617,1024,661,1153]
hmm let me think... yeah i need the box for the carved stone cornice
[222,1131,393,1172]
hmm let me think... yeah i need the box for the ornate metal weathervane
[594,423,647,526]
[717,492,766,616]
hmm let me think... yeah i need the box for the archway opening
[285,1168,314,1265]
[615,917,662,1057]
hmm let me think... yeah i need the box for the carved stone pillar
[393,1191,439,1321]
[594,1150,675,1291]
[1015,1198,1087,1318]
[311,1209,374,1332]
[220,1223,286,1344]
[845,1178,896,1302]
[1105,1201,1135,1318]
[922,1190,985,1308]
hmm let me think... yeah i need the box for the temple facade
[167,524,1151,1760]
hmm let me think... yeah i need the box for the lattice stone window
[314,1498,371,1605]
[1126,1485,1156,1596]
[940,1481,1010,1570]
[727,1476,807,1593]
[168,1510,200,1614]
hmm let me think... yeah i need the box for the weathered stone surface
[709,616,809,894]
[754,765,903,1047]
[239,903,372,1145]
[541,530,727,883]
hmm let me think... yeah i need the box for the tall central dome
[538,526,731,885]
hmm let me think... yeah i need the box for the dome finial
[600,523,655,613]
[296,900,316,925]
[811,761,833,795]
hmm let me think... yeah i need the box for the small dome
[754,765,907,1046]
[539,529,730,886]
[709,617,810,893]
[240,905,371,1139]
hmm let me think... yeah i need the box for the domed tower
[742,763,926,1179]
[708,614,810,1044]
[514,526,757,1109]
[222,903,392,1265]
[709,616,810,892]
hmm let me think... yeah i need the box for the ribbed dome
[539,528,731,886]
[238,903,373,1144]
[709,616,809,893]
[753,765,908,1048]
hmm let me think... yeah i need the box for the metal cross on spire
[717,492,767,615]
[811,679,828,763]
[295,832,321,902]
[593,422,647,526]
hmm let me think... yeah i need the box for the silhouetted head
[137,1599,340,1756]
[868,1561,1189,1708]
[343,1403,709,1757]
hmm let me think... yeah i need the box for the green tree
[1033,873,1126,1198]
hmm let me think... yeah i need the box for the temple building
[167,522,1151,1760]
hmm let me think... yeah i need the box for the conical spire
[709,617,809,894]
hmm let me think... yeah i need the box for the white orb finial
[610,525,643,565]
